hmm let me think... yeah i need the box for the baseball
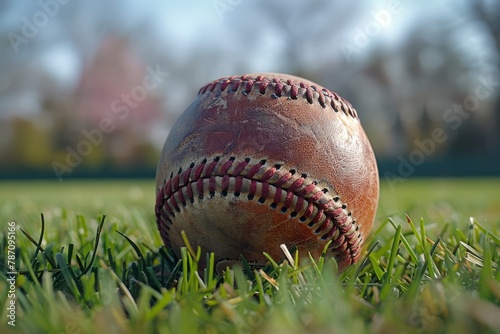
[155,73,379,272]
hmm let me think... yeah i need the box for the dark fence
[1,154,498,180]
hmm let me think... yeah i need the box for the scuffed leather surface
[155,73,379,272]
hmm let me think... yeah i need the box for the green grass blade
[389,218,419,264]
[350,240,380,284]
[80,215,106,276]
[18,213,45,266]
[107,247,116,271]
[116,229,145,260]
[55,252,82,299]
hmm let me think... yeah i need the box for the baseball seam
[155,156,362,267]
[198,74,359,119]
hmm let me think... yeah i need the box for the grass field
[1,178,500,333]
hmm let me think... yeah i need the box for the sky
[2,0,492,85]
[1,0,499,178]
[0,0,496,134]
[1,0,422,87]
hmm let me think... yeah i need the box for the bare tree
[470,0,500,153]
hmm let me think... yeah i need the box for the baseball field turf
[1,178,499,333]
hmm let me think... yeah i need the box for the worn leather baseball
[155,73,379,272]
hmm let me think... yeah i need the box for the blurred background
[0,0,499,181]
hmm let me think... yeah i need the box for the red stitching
[155,156,363,266]
[177,186,186,206]
[232,159,249,175]
[304,202,314,218]
[182,166,191,185]
[234,176,243,194]
[197,74,359,119]
[274,83,283,97]
[230,79,240,91]
[186,183,194,203]
[275,172,292,187]
[290,84,298,99]
[169,192,179,212]
[219,158,234,175]
[209,176,216,195]
[205,159,218,176]
[220,79,230,92]
[249,180,257,197]
[196,178,203,196]
[221,174,230,194]
[283,191,293,209]
[194,162,204,179]
[172,174,180,192]
[259,80,268,94]
[260,167,276,182]
[244,80,253,94]
[309,209,323,226]
[318,91,326,108]
[273,187,282,205]
[247,161,263,178]
[261,182,270,200]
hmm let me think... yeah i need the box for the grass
[1,178,500,333]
